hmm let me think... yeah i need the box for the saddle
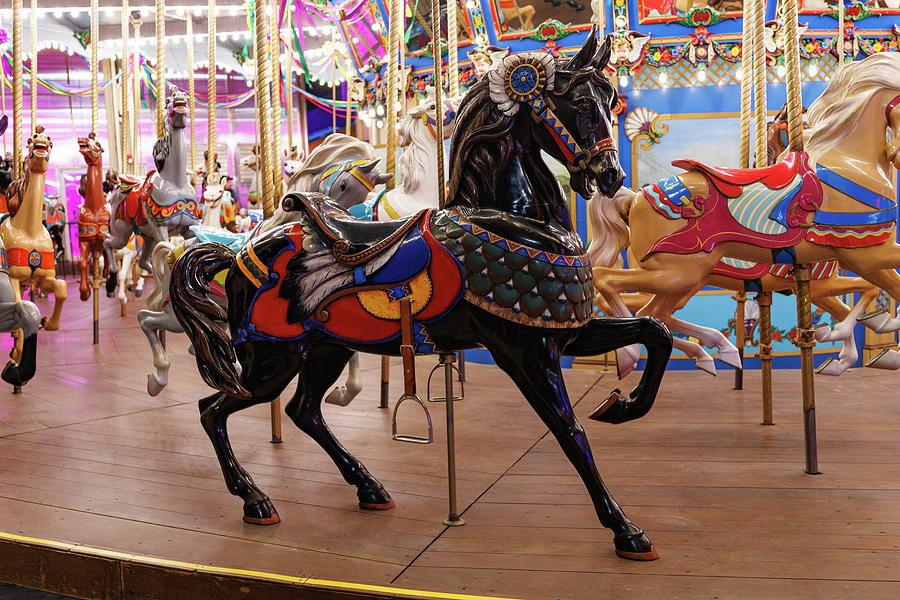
[673,152,800,198]
[117,173,142,193]
[281,192,427,266]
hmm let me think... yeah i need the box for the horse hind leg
[137,308,183,396]
[201,341,301,525]
[285,344,394,510]
[324,352,363,406]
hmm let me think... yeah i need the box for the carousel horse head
[284,146,304,177]
[284,133,377,197]
[454,28,621,200]
[77,132,104,166]
[406,87,462,142]
[26,126,52,174]
[468,45,510,79]
[317,158,392,209]
[202,173,228,205]
[166,89,189,130]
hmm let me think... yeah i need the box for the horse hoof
[1,361,25,387]
[814,357,848,377]
[242,498,280,525]
[696,356,717,376]
[813,323,838,343]
[716,347,743,370]
[614,531,658,561]
[360,499,396,510]
[358,486,394,510]
[79,289,91,302]
[147,375,164,397]
[865,348,900,370]
[134,289,143,298]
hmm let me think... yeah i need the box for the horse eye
[340,181,347,191]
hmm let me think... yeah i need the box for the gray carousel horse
[104,89,199,294]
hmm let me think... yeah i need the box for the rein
[886,94,900,121]
[320,160,376,196]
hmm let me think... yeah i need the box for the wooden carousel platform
[1,281,900,599]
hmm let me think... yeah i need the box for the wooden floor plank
[1,280,900,598]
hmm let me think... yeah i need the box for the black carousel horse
[170,31,673,560]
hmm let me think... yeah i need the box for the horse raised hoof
[614,530,658,561]
[815,357,850,377]
[105,275,118,296]
[242,498,280,525]
[79,285,91,302]
[715,343,742,370]
[588,389,630,424]
[865,348,900,371]
[358,485,395,510]
[1,360,26,387]
[858,309,900,334]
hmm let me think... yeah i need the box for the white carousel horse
[352,91,463,220]
[114,234,147,305]
[199,173,238,232]
[104,90,199,293]
[240,145,262,211]
[137,136,391,396]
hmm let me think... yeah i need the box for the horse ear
[592,34,613,71]
[374,172,393,185]
[565,25,598,71]
[358,159,379,173]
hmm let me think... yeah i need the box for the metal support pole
[380,356,390,409]
[794,265,819,474]
[92,253,101,345]
[457,350,465,382]
[270,395,283,444]
[440,353,464,527]
[757,291,774,425]
[733,291,745,390]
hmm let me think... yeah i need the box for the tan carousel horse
[1,126,67,337]
[591,104,880,377]
[592,54,900,378]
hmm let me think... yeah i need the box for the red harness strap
[7,247,54,270]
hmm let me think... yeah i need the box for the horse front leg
[564,316,673,425]
[482,328,658,560]
[104,219,131,295]
[38,272,67,331]
[78,240,91,301]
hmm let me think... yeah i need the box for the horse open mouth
[32,141,50,157]
[172,98,188,112]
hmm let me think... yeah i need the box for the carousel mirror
[637,1,744,24]
[489,0,600,36]
[405,0,474,55]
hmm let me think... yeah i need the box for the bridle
[320,160,377,197]
[492,54,615,174]
[420,98,457,139]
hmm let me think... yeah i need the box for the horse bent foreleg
[324,352,363,406]
[137,309,183,396]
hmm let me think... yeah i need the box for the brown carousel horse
[1,126,67,336]
[76,133,111,302]
[592,54,900,376]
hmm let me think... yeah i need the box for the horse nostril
[601,168,619,190]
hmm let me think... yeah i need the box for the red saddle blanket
[115,173,153,227]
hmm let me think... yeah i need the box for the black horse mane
[445,77,516,210]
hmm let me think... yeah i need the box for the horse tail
[169,243,249,399]
[146,241,175,312]
[587,186,635,268]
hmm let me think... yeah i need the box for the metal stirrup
[391,297,434,444]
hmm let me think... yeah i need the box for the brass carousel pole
[381,0,403,409]
[90,0,101,345]
[431,0,462,528]
[732,0,754,391]
[187,14,196,178]
[268,0,283,198]
[783,0,819,474]
[752,0,774,425]
[12,0,22,180]
[207,0,216,178]
[155,0,165,138]
[121,0,131,319]
[254,0,281,444]
[29,0,36,135]
[447,0,459,97]
[133,16,142,172]
[122,0,131,176]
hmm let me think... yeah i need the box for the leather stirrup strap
[399,297,416,397]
